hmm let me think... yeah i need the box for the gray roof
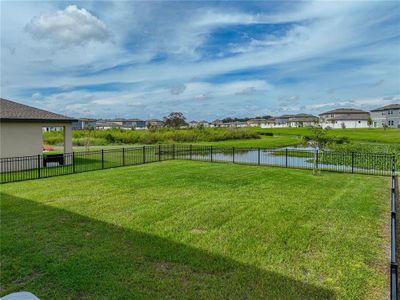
[370,104,400,112]
[0,98,75,122]
[289,116,318,122]
[108,118,144,122]
[319,108,368,116]
[247,118,274,123]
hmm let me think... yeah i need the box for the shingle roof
[319,108,368,115]
[370,104,400,112]
[0,98,76,122]
[289,116,318,122]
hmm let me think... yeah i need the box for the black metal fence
[391,168,398,299]
[1,145,397,184]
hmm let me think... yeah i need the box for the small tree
[84,125,95,151]
[367,117,373,128]
[303,128,333,175]
[341,122,346,129]
[163,112,187,129]
[312,119,320,127]
[197,123,205,130]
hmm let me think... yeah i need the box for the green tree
[163,112,187,129]
[367,117,373,128]
[84,125,95,151]
[303,128,334,175]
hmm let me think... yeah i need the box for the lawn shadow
[1,193,335,299]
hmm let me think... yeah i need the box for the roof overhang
[0,118,77,123]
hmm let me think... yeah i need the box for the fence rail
[1,145,397,184]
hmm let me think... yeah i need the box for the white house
[319,108,370,129]
[247,118,274,127]
[370,104,400,128]
[287,114,319,127]
[72,118,97,130]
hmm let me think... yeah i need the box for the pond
[186,146,390,175]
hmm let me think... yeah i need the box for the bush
[260,132,274,136]
[105,133,115,144]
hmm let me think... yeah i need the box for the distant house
[106,118,146,129]
[287,114,318,127]
[146,119,164,128]
[273,115,292,127]
[210,119,223,128]
[247,118,273,127]
[370,104,400,128]
[95,121,132,130]
[319,108,370,129]
[0,98,75,159]
[259,119,275,128]
[72,118,97,130]
[224,121,247,128]
[198,120,210,128]
[188,121,198,128]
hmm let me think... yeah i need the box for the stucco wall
[320,120,369,129]
[371,110,400,128]
[0,121,72,158]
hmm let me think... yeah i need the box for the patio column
[63,125,72,154]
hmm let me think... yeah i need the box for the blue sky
[1,0,400,120]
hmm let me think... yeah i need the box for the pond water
[187,147,379,174]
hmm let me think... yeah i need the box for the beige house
[0,98,75,158]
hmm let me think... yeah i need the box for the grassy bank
[254,128,400,144]
[1,161,390,299]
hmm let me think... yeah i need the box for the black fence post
[190,144,193,160]
[258,147,261,166]
[72,152,75,173]
[37,154,41,178]
[316,149,319,169]
[285,148,288,168]
[393,154,396,176]
[101,149,104,169]
[143,146,146,163]
[158,145,161,161]
[122,148,125,166]
[233,147,235,163]
[351,152,355,173]
[173,144,176,160]
[210,146,213,162]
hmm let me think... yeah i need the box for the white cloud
[1,1,399,120]
[25,5,110,47]
[169,84,186,95]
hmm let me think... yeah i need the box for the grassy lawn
[255,128,400,145]
[1,161,390,299]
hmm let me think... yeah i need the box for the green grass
[255,128,400,145]
[1,161,390,299]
